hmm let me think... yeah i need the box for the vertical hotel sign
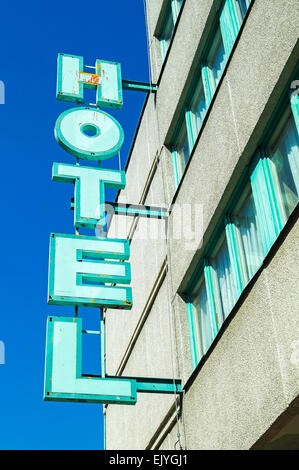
[44,53,181,405]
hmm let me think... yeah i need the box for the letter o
[54,107,124,161]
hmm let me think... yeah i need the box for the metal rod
[105,201,168,219]
[122,79,157,93]
[81,374,182,394]
[82,329,101,335]
[100,308,106,378]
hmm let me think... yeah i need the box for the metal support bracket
[105,201,168,219]
[83,374,182,395]
[122,79,157,93]
[71,199,168,219]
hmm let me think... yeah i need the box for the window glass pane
[175,121,190,181]
[159,7,175,60]
[236,0,251,21]
[211,236,237,323]
[190,78,207,140]
[191,276,214,359]
[233,188,264,286]
[269,115,299,224]
[207,28,227,89]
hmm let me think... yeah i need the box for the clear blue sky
[0,0,149,450]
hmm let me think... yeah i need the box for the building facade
[105,0,299,450]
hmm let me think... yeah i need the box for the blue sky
[0,0,149,450]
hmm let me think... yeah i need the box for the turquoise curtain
[220,0,240,57]
[291,93,299,130]
[236,0,251,20]
[250,156,280,255]
[204,264,219,337]
[233,192,264,286]
[211,238,237,322]
[211,37,226,89]
[192,279,214,357]
[225,218,243,296]
[269,116,299,224]
[201,65,214,107]
[171,0,183,21]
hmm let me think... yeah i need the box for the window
[220,0,251,58]
[159,5,175,62]
[158,0,183,62]
[206,27,227,93]
[171,0,183,19]
[188,77,207,146]
[190,275,215,361]
[235,0,251,22]
[210,234,237,325]
[172,120,191,184]
[268,113,299,226]
[232,186,264,286]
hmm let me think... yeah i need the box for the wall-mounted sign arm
[122,80,157,93]
[105,375,181,394]
[106,201,168,219]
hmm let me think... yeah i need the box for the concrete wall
[105,0,299,449]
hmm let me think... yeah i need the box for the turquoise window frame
[185,76,299,369]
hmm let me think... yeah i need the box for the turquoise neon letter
[52,162,126,228]
[56,53,123,109]
[44,317,137,404]
[54,107,124,161]
[48,233,132,309]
